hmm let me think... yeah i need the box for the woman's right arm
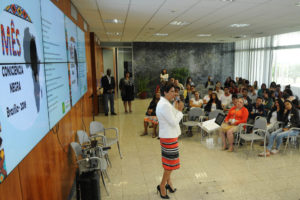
[159,103,183,127]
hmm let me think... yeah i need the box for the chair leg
[105,154,112,167]
[117,141,123,159]
[104,170,110,182]
[284,135,290,153]
[100,171,110,196]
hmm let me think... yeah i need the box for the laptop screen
[215,113,226,126]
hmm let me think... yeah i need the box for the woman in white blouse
[156,83,184,199]
[160,69,169,82]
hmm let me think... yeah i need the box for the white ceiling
[71,0,300,43]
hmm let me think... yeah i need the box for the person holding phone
[156,83,184,199]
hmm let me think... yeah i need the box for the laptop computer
[201,113,226,131]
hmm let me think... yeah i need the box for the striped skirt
[160,138,180,170]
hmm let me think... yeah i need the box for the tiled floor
[79,98,300,200]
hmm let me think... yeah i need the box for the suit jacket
[156,97,183,138]
[101,75,115,94]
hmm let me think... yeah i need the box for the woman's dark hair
[261,83,266,89]
[284,89,293,97]
[186,77,192,85]
[270,81,276,88]
[284,100,294,109]
[162,83,174,96]
[161,69,167,75]
[275,98,284,110]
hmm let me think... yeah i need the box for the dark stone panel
[133,42,235,97]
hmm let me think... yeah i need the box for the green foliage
[171,67,189,83]
[137,76,150,94]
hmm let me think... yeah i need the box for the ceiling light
[232,35,247,39]
[197,34,212,37]
[153,33,168,36]
[170,21,190,26]
[220,0,234,2]
[296,2,300,6]
[103,19,124,24]
[230,24,250,28]
[106,32,122,36]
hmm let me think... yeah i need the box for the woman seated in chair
[189,91,203,108]
[204,92,222,114]
[141,92,160,138]
[267,98,284,132]
[259,100,300,156]
[220,97,249,152]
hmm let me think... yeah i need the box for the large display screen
[65,16,81,106]
[0,0,50,181]
[0,0,88,183]
[41,0,71,128]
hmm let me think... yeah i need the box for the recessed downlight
[153,33,168,36]
[170,21,190,26]
[103,19,124,24]
[220,0,234,2]
[230,24,250,28]
[197,34,212,37]
[106,32,122,36]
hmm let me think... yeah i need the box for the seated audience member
[248,85,257,103]
[190,91,203,108]
[220,87,232,111]
[242,88,252,112]
[259,100,300,156]
[224,77,232,88]
[267,98,284,129]
[204,92,222,113]
[215,84,224,99]
[183,83,192,99]
[160,69,168,82]
[283,88,299,107]
[203,88,213,104]
[174,79,184,91]
[248,97,266,124]
[168,77,175,85]
[227,94,238,109]
[221,97,249,152]
[263,90,274,111]
[205,76,214,88]
[269,81,277,91]
[141,92,160,138]
[258,83,267,97]
[253,81,258,90]
[275,84,282,98]
[186,77,195,87]
[229,81,238,94]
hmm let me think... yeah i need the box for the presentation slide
[41,0,71,128]
[76,27,88,96]
[65,16,81,106]
[0,1,49,181]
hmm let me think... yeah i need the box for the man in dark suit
[101,69,117,116]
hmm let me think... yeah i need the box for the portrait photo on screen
[0,0,49,181]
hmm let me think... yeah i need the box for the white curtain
[234,37,273,87]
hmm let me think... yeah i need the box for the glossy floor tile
[78,98,300,200]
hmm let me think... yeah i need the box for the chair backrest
[70,142,83,159]
[253,116,267,130]
[77,130,90,145]
[188,107,204,121]
[208,109,224,120]
[90,121,105,135]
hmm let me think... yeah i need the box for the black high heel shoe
[157,185,170,199]
[166,184,177,193]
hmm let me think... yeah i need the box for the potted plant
[137,77,150,99]
[171,67,189,83]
